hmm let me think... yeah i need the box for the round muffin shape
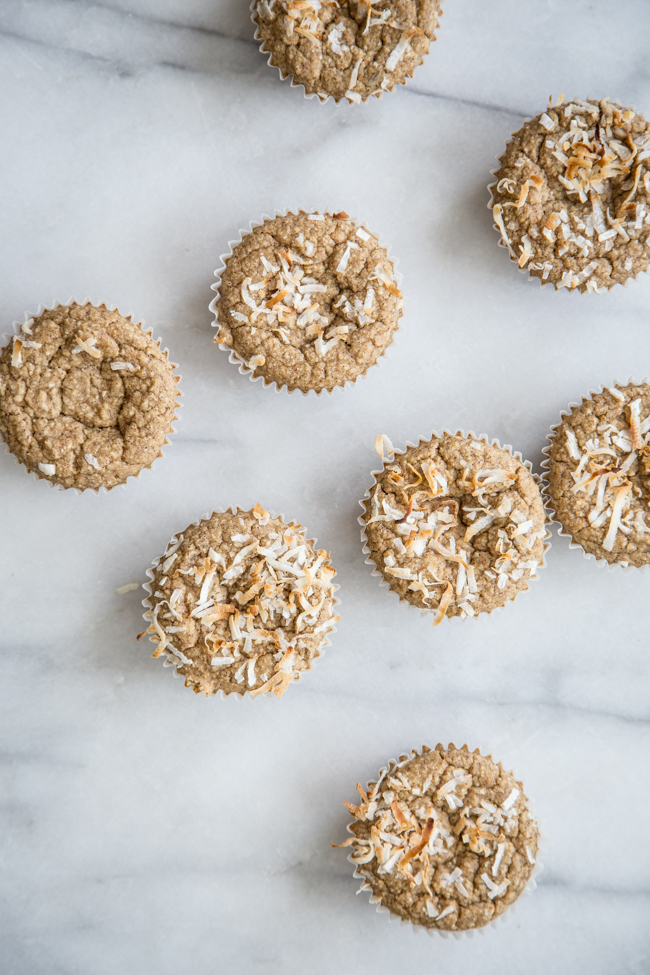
[361,433,547,624]
[142,505,339,698]
[490,97,650,292]
[544,382,650,567]
[0,303,179,490]
[334,744,540,932]
[213,211,402,393]
[252,0,443,103]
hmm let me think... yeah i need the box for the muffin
[361,433,547,623]
[141,505,339,697]
[212,211,402,393]
[490,97,650,292]
[333,743,540,931]
[544,382,650,566]
[0,302,179,490]
[252,0,443,103]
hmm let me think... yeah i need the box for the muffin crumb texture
[362,434,546,622]
[215,211,402,392]
[0,303,179,490]
[545,382,650,566]
[335,744,539,930]
[491,98,650,291]
[143,506,338,697]
[253,0,442,102]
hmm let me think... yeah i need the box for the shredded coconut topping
[364,434,546,623]
[333,744,538,931]
[549,383,650,564]
[144,508,338,698]
[492,97,650,291]
[216,212,402,390]
[254,0,439,103]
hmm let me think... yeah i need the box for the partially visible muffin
[253,0,443,102]
[213,211,402,392]
[544,382,650,566]
[0,303,179,490]
[142,505,339,697]
[361,433,547,623]
[491,97,650,291]
[334,743,539,931]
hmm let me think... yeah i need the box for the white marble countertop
[1,1,650,972]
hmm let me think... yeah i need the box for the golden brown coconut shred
[491,97,650,292]
[253,0,443,102]
[333,744,539,931]
[0,303,179,490]
[362,434,547,622]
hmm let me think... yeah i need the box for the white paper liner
[0,297,182,494]
[141,505,340,700]
[487,96,649,294]
[344,743,544,938]
[540,377,650,573]
[209,208,403,397]
[359,429,551,625]
[250,0,444,105]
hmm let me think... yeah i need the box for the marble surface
[1,1,650,972]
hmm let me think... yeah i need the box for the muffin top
[491,98,650,292]
[335,744,539,931]
[362,434,547,622]
[0,303,179,490]
[214,211,402,392]
[253,0,442,102]
[143,506,339,697]
[545,382,650,566]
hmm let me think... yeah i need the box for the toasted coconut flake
[627,398,643,450]
[375,433,394,461]
[497,177,517,194]
[400,818,434,867]
[336,241,358,274]
[603,483,632,552]
[482,872,510,900]
[331,836,356,849]
[464,511,495,542]
[11,336,22,368]
[492,204,515,257]
[110,361,135,371]
[492,842,506,876]
[432,581,453,627]
[501,787,519,811]
[385,26,419,71]
[518,235,533,267]
[607,386,625,402]
[116,582,139,594]
[435,905,455,921]
[72,336,101,358]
